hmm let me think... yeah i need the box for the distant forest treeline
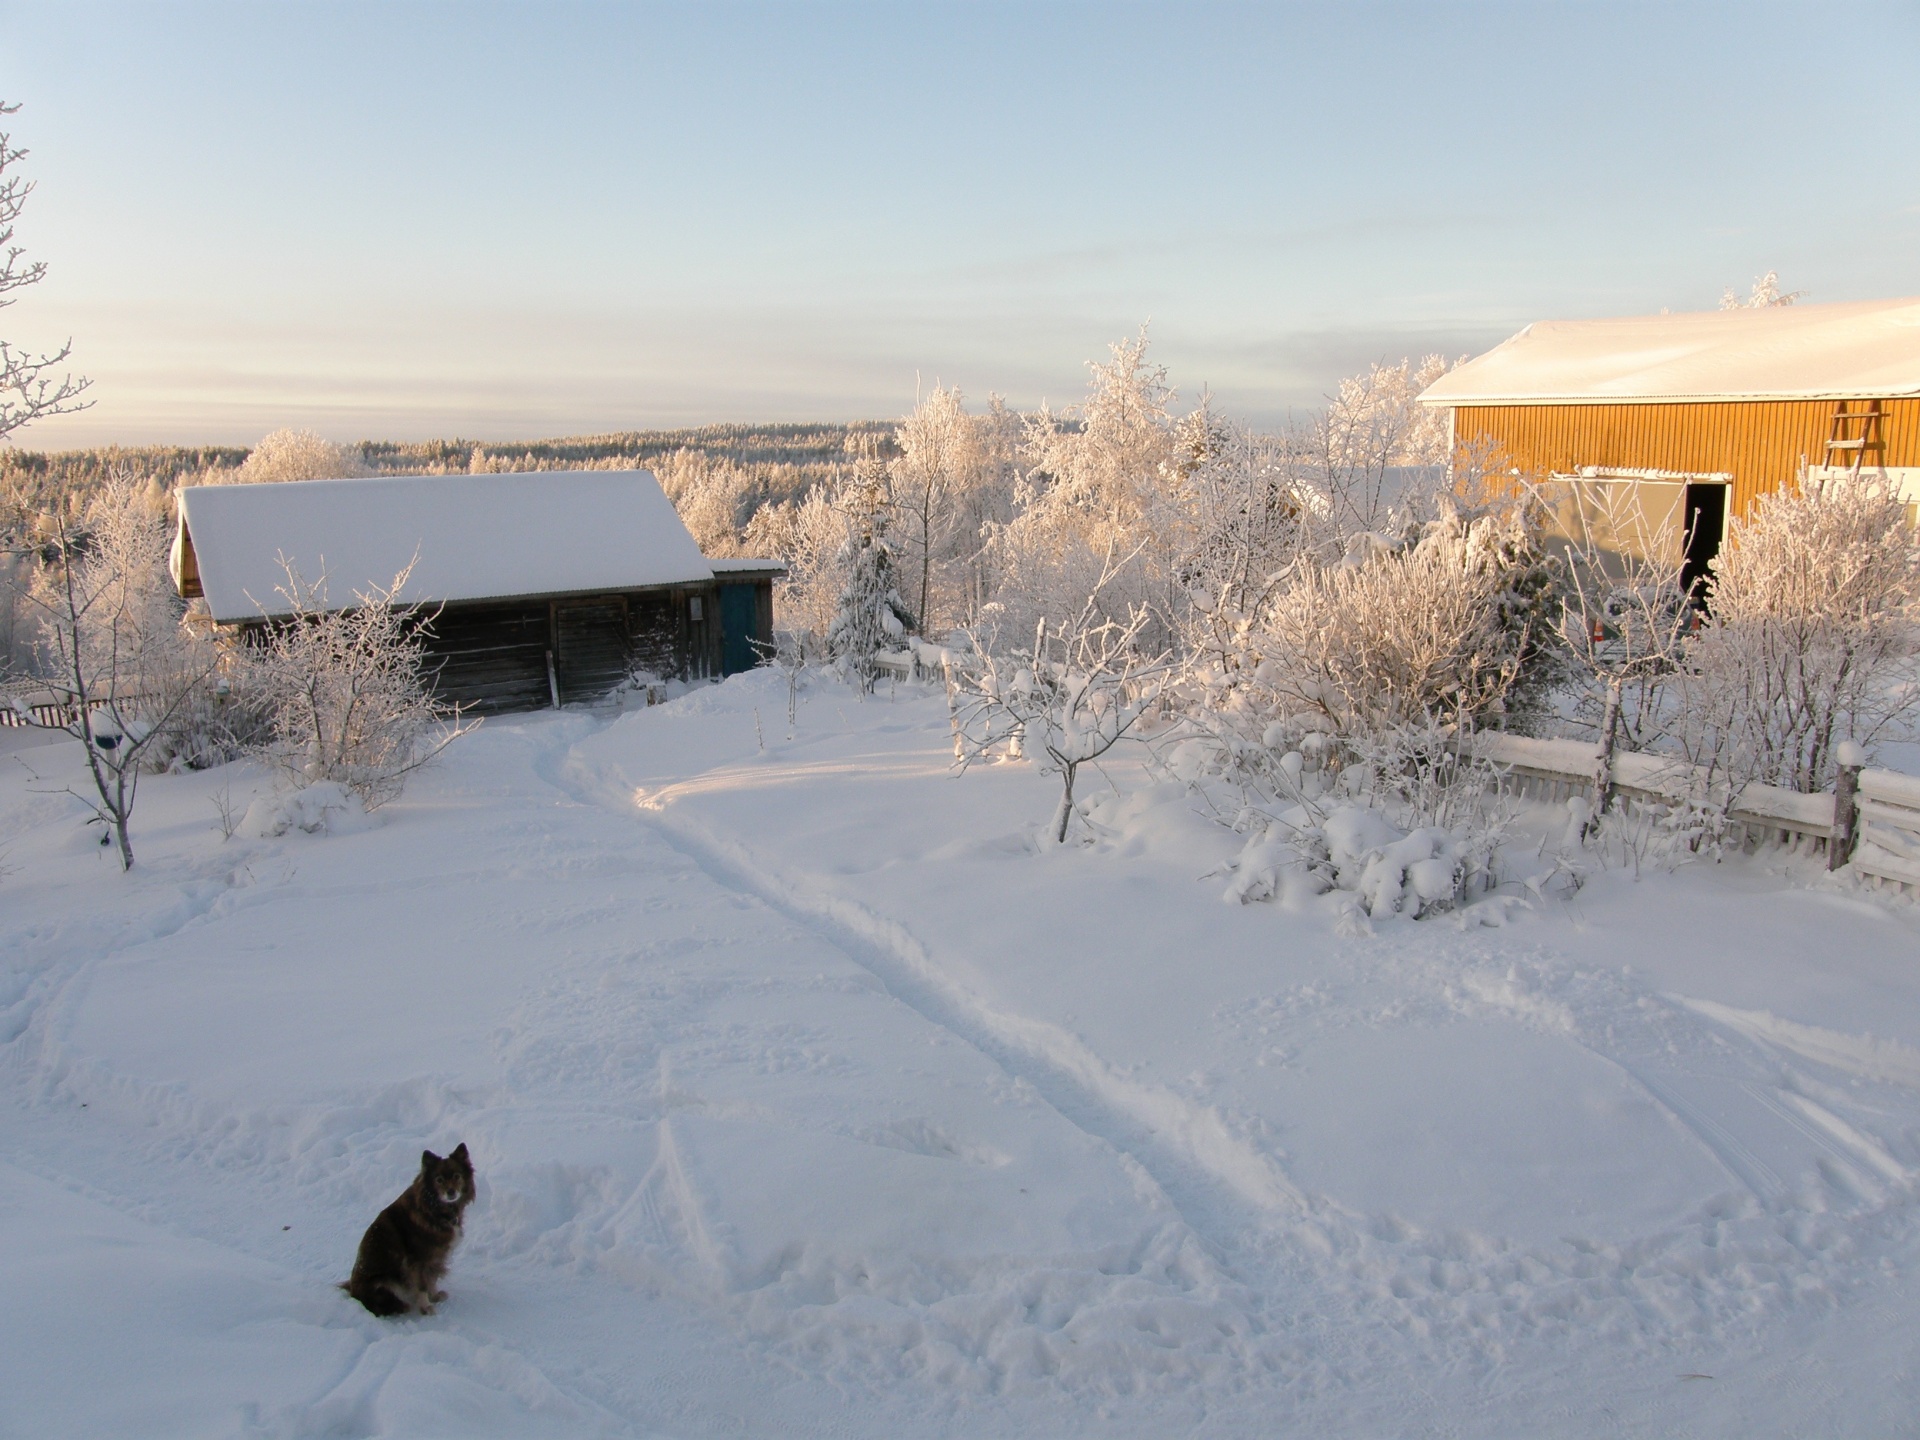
[0,419,896,526]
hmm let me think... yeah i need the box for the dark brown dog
[342,1144,475,1316]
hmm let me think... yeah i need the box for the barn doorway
[553,598,631,705]
[1681,482,1729,603]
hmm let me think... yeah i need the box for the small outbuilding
[1420,297,1920,581]
[170,469,784,714]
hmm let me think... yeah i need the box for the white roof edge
[1420,386,1920,408]
[1419,296,1920,407]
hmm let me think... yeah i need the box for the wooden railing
[0,691,153,732]
[1853,769,1920,890]
[1471,732,1918,891]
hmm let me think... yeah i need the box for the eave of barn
[1449,397,1920,520]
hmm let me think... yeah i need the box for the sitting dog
[342,1144,475,1316]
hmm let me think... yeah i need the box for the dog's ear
[449,1142,470,1168]
[421,1149,440,1169]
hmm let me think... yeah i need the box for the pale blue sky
[4,1,1918,446]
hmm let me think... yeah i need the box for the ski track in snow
[561,713,1920,1388]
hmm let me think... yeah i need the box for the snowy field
[4,670,1920,1438]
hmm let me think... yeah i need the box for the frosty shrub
[8,474,225,867]
[246,559,469,807]
[201,428,371,486]
[954,588,1165,844]
[825,440,914,693]
[1680,474,1920,793]
[1205,720,1511,920]
[1236,505,1562,738]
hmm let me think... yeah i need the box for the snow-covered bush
[237,779,377,838]
[1212,721,1510,918]
[826,442,914,694]
[1216,505,1562,739]
[1679,474,1919,793]
[245,559,468,807]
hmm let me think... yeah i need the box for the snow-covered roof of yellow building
[1420,297,1920,406]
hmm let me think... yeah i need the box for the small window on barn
[689,595,704,622]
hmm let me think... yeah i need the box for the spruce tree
[826,440,915,693]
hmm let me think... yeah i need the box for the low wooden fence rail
[1471,732,1919,892]
[0,691,152,731]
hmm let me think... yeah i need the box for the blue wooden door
[719,584,759,676]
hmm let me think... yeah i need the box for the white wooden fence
[867,650,1920,891]
[1472,732,1919,891]
[1853,768,1920,890]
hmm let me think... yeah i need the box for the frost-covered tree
[744,484,849,644]
[1679,474,1918,793]
[989,329,1182,640]
[201,429,371,486]
[7,474,222,868]
[0,100,90,444]
[891,385,1022,636]
[955,583,1165,843]
[1719,270,1804,310]
[247,559,468,807]
[825,440,913,692]
[1306,354,1456,536]
[655,447,763,557]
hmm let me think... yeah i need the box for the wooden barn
[1420,296,1920,583]
[170,469,783,714]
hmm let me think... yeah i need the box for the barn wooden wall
[1452,398,1920,519]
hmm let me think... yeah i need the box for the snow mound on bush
[238,781,379,838]
[1223,804,1483,918]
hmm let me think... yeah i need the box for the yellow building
[1420,297,1920,582]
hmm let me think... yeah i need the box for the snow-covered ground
[4,671,1919,1438]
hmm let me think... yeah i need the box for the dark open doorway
[1681,482,1728,604]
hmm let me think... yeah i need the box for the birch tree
[0,99,90,443]
[7,476,220,868]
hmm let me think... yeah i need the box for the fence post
[1829,744,1865,871]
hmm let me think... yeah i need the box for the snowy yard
[4,670,1919,1438]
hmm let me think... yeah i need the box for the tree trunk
[1585,677,1622,840]
[1054,761,1077,844]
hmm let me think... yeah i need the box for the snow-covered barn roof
[174,469,716,623]
[1420,297,1920,406]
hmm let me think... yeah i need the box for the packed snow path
[3,674,1919,1437]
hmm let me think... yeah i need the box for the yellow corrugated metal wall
[1451,398,1920,519]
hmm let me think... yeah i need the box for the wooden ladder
[1824,399,1885,475]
